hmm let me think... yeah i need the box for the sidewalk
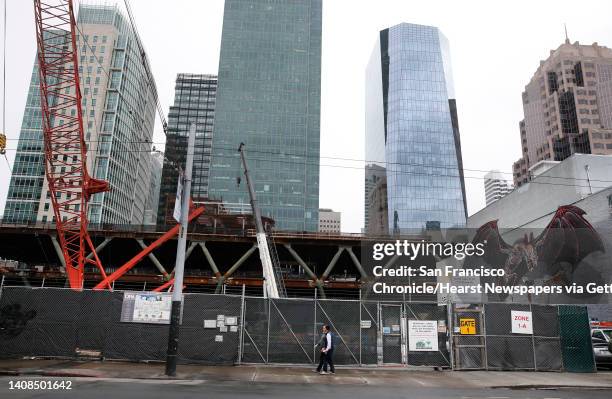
[1,359,611,390]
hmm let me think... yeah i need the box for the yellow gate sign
[459,318,476,335]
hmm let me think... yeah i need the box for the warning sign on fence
[459,318,476,335]
[408,320,438,351]
[511,310,533,334]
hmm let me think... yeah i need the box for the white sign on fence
[132,292,173,324]
[511,310,533,334]
[408,320,438,352]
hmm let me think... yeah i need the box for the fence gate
[379,303,403,364]
[451,304,486,370]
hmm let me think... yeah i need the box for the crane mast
[33,0,110,289]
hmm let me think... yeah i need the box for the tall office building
[365,23,467,233]
[3,4,156,225]
[208,0,322,231]
[513,39,612,187]
[157,74,217,224]
[483,170,513,206]
[144,151,164,225]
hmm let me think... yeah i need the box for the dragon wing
[464,220,512,269]
[534,205,605,268]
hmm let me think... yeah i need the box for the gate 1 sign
[408,320,438,351]
[511,310,533,334]
[459,318,476,335]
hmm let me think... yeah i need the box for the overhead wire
[5,137,612,185]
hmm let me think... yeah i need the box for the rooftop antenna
[564,23,570,44]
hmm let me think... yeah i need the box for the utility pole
[165,122,196,376]
[238,143,279,298]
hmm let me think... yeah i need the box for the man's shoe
[320,371,329,375]
[314,369,320,373]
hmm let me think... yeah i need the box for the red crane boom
[33,0,109,289]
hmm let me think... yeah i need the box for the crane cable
[1,0,10,172]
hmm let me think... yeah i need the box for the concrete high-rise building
[483,170,513,206]
[3,4,156,225]
[157,74,217,224]
[208,0,322,232]
[318,208,341,233]
[365,23,467,233]
[513,39,612,187]
[144,151,164,225]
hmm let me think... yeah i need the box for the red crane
[32,0,204,291]
[33,0,110,289]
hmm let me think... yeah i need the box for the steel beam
[199,242,221,277]
[50,235,66,268]
[215,244,257,293]
[93,206,205,290]
[284,244,325,298]
[85,238,112,260]
[345,247,368,279]
[185,242,198,260]
[321,246,345,280]
[136,239,169,277]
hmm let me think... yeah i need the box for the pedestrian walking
[314,328,327,373]
[320,324,335,374]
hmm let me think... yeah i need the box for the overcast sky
[2,0,612,232]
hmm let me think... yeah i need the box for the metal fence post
[482,304,488,371]
[41,277,45,288]
[359,289,362,366]
[238,284,246,365]
[266,297,271,364]
[0,275,4,301]
[447,298,455,370]
[313,288,317,362]
[530,304,537,371]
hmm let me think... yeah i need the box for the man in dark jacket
[320,324,335,374]
[314,327,327,373]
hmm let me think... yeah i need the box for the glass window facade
[157,74,218,224]
[365,23,467,233]
[208,0,322,232]
[3,5,156,226]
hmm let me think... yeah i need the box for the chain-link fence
[451,303,595,372]
[0,285,597,371]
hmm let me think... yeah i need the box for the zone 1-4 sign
[511,310,533,334]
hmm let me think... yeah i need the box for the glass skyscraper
[157,74,217,224]
[365,23,467,233]
[208,0,322,232]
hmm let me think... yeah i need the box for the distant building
[157,74,217,225]
[364,164,386,231]
[208,0,322,232]
[513,39,612,188]
[318,208,341,233]
[365,23,467,233]
[144,151,163,225]
[3,4,156,225]
[484,170,513,206]
[470,154,612,229]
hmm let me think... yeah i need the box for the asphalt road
[1,377,612,399]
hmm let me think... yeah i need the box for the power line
[6,137,612,184]
[3,146,612,191]
[4,140,612,185]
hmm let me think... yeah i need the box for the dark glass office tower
[157,74,217,224]
[208,0,322,231]
[365,23,467,233]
